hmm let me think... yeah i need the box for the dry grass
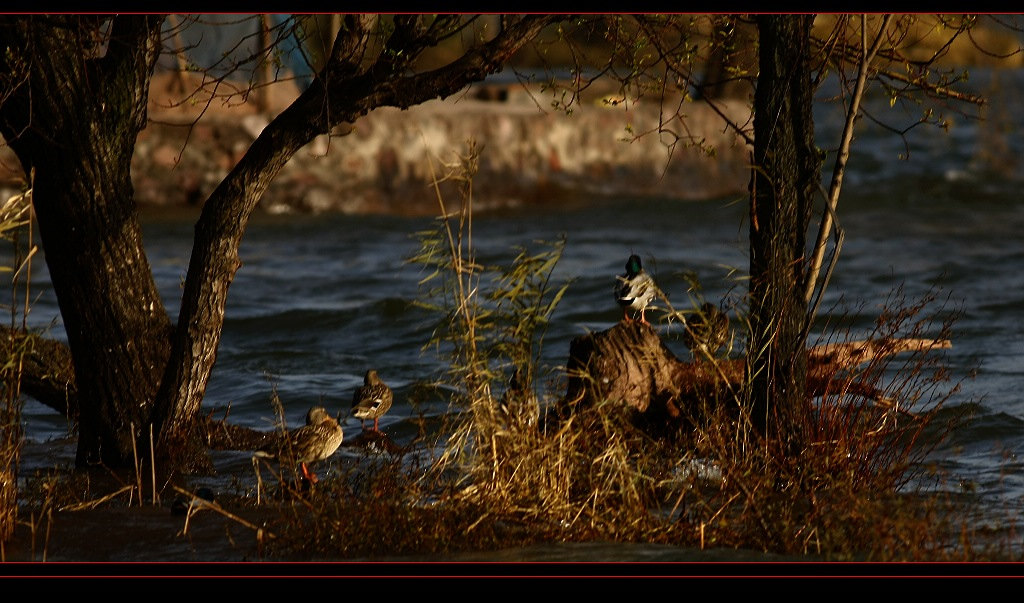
[0,179,35,551]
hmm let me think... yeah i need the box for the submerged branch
[808,337,952,369]
[1,326,77,418]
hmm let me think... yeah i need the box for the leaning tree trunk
[0,16,171,467]
[1,15,559,473]
[748,15,821,446]
[151,15,560,467]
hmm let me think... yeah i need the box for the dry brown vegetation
[0,181,33,550]
[3,141,1016,564]
[245,144,1007,561]
[3,15,1024,563]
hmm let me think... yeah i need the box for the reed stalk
[0,175,35,546]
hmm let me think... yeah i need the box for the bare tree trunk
[152,15,559,468]
[747,15,821,446]
[804,14,893,316]
[0,15,170,467]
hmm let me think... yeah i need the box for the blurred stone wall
[2,75,753,215]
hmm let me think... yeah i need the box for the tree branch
[1,326,77,418]
[804,14,892,311]
[153,14,561,451]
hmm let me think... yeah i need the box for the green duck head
[625,254,643,277]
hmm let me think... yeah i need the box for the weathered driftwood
[807,337,952,368]
[557,320,952,426]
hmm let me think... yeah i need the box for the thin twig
[805,14,892,308]
[130,421,141,508]
[172,484,276,540]
[150,423,158,506]
[60,486,135,512]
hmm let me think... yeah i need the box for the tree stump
[556,320,951,432]
[558,321,741,430]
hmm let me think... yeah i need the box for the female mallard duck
[614,254,658,325]
[255,405,344,484]
[352,369,393,432]
[499,367,540,430]
[683,302,730,360]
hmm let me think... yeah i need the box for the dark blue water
[11,67,1024,560]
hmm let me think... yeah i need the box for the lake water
[9,67,1024,562]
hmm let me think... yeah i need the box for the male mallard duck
[683,302,730,360]
[614,254,658,325]
[255,405,344,484]
[352,369,393,432]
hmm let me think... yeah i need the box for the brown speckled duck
[352,369,393,432]
[499,367,540,431]
[256,405,344,484]
[683,302,730,360]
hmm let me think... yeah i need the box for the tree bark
[748,15,821,445]
[0,15,171,467]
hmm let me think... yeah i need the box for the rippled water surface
[11,68,1024,562]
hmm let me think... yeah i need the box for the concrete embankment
[3,78,754,215]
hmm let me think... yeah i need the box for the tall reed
[1,179,36,547]
[409,140,571,500]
